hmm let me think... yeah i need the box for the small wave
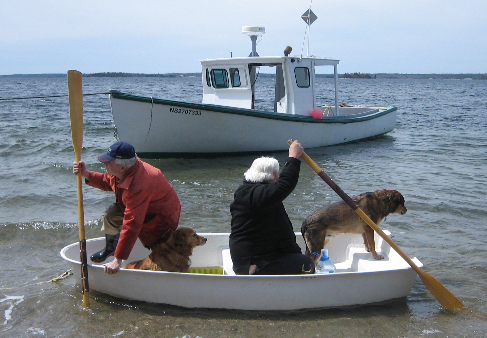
[0,295,24,326]
[0,220,100,230]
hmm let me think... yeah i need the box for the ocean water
[1,74,486,337]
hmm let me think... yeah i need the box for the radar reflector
[301,9,318,26]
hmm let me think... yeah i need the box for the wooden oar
[68,70,89,307]
[288,140,465,311]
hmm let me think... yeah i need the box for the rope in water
[0,92,110,101]
[0,270,73,290]
[48,269,73,282]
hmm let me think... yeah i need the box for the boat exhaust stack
[242,26,265,57]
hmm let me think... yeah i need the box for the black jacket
[229,157,302,274]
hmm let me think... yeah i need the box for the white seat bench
[221,249,236,275]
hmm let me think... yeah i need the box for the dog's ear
[171,229,187,246]
[390,190,405,206]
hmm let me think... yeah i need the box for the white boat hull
[109,92,397,155]
[60,231,421,310]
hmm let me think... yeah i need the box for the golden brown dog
[123,227,207,272]
[301,190,407,263]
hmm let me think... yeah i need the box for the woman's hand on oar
[288,140,465,311]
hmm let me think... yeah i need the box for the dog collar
[311,251,320,257]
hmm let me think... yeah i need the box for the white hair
[244,157,279,183]
[114,155,137,168]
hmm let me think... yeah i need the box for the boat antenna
[242,26,265,57]
[301,2,318,57]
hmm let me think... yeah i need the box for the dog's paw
[372,253,384,260]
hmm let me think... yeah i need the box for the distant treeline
[371,73,487,80]
[85,72,201,78]
[343,72,375,79]
[1,72,486,80]
[337,73,487,80]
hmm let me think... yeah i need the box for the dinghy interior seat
[222,249,236,275]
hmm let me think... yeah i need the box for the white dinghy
[109,22,397,156]
[61,231,421,311]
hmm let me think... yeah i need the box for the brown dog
[301,190,407,263]
[123,227,207,272]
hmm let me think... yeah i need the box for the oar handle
[289,141,356,209]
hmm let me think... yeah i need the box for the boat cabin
[201,26,341,117]
[201,56,340,117]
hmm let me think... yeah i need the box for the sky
[1,0,486,75]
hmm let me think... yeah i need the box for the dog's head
[171,227,207,251]
[386,190,407,215]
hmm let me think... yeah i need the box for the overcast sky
[1,0,486,75]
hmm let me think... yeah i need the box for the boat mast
[301,8,317,56]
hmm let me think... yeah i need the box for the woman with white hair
[229,140,315,275]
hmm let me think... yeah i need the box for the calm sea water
[1,75,486,337]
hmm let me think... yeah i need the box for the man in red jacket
[73,141,181,274]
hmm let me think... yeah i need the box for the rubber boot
[90,233,119,263]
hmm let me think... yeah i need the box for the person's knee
[105,203,123,218]
[102,203,123,234]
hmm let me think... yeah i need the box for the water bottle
[315,249,336,274]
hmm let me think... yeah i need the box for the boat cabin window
[230,68,241,87]
[294,67,310,88]
[210,69,229,88]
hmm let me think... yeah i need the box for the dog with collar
[301,190,407,263]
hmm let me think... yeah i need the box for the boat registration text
[170,107,202,116]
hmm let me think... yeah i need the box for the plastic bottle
[315,249,336,274]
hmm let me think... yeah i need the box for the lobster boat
[109,24,397,156]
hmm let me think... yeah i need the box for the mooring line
[0,270,73,290]
[0,92,110,101]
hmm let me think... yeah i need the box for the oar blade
[418,270,465,310]
[67,70,83,161]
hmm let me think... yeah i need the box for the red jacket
[87,159,181,260]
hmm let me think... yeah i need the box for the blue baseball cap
[98,141,136,163]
